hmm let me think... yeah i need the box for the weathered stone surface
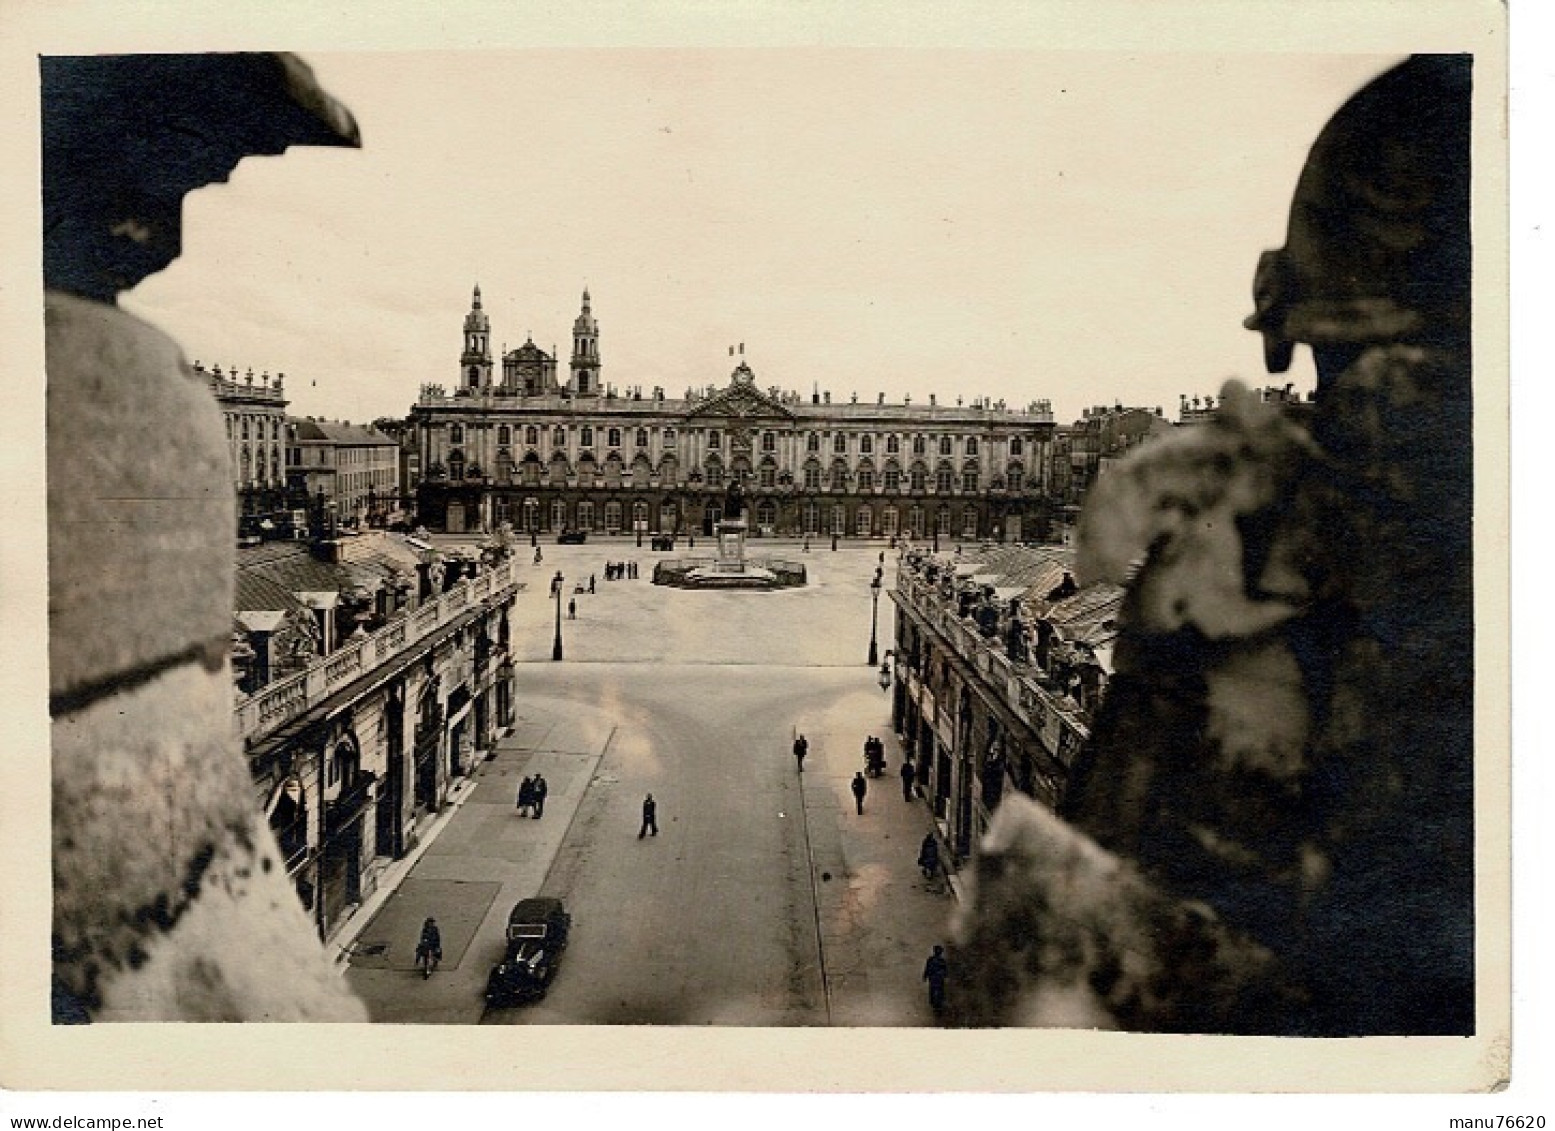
[47,291,235,701]
[52,644,365,1022]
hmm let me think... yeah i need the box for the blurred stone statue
[953,55,1474,1036]
[45,54,366,1022]
[724,473,748,521]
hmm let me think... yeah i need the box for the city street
[346,540,957,1025]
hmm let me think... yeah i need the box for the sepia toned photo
[1,0,1515,1102]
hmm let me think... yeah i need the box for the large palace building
[412,287,1059,541]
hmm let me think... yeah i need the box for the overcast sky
[121,50,1400,426]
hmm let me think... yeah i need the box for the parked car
[484,897,571,1006]
[651,534,676,551]
[557,529,588,544]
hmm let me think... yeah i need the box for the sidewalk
[339,704,613,1023]
[796,721,961,1027]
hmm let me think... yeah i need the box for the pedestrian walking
[639,793,659,838]
[793,733,808,773]
[803,538,810,553]
[517,776,535,817]
[568,597,577,620]
[922,945,948,1013]
[589,574,596,593]
[851,771,867,815]
[533,547,543,565]
[532,774,548,819]
[917,833,941,880]
[416,917,442,979]
[900,758,917,801]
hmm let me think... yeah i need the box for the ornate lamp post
[878,650,894,692]
[868,569,883,666]
[552,570,565,661]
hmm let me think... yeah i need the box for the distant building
[1178,384,1315,426]
[200,361,292,531]
[287,418,402,529]
[411,286,1060,543]
[887,543,1123,863]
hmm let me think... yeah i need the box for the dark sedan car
[557,529,587,544]
[485,897,571,1006]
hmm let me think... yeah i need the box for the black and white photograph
[0,0,1532,1118]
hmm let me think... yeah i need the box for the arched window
[965,437,978,457]
[759,459,777,489]
[883,465,901,492]
[496,449,515,484]
[910,464,927,493]
[604,501,623,532]
[830,458,849,491]
[450,424,464,444]
[855,505,872,536]
[857,466,875,491]
[527,425,539,446]
[467,366,480,386]
[1009,436,1023,457]
[448,449,466,481]
[497,425,511,445]
[886,435,900,455]
[804,461,822,491]
[807,434,821,452]
[631,455,652,488]
[962,508,979,538]
[762,431,776,453]
[550,498,568,530]
[881,505,899,535]
[608,427,622,448]
[636,428,649,448]
[704,459,724,488]
[658,456,679,487]
[803,502,820,534]
[908,505,924,535]
[939,436,953,456]
[756,500,776,529]
[860,435,873,455]
[831,504,847,534]
[581,426,594,447]
[577,500,595,530]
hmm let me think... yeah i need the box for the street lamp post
[868,570,883,667]
[552,570,565,661]
[878,650,895,692]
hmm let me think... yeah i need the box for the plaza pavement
[338,538,961,1025]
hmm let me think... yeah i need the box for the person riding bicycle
[416,917,442,977]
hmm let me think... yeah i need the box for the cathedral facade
[412,287,1059,542]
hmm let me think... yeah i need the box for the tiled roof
[290,419,396,446]
[235,570,309,615]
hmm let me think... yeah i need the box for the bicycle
[416,944,441,979]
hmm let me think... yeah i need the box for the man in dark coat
[517,776,535,817]
[639,793,658,838]
[532,774,548,819]
[900,757,917,802]
[922,945,948,1013]
[850,772,867,815]
[792,734,808,773]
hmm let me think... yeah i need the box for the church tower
[570,287,600,398]
[460,284,493,392]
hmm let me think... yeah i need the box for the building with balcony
[411,286,1060,543]
[232,529,522,942]
[886,543,1123,866]
[200,361,293,531]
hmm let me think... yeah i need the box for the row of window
[491,497,985,538]
[442,422,1027,458]
[228,416,283,442]
[450,449,1026,494]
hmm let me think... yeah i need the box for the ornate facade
[413,287,1059,542]
[200,360,291,525]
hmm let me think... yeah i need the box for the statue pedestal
[713,518,748,573]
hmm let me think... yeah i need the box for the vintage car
[557,529,588,545]
[650,534,675,551]
[484,897,571,1005]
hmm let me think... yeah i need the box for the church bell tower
[570,287,600,398]
[460,284,493,391]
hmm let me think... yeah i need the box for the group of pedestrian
[516,773,549,818]
[603,560,638,581]
[863,735,887,776]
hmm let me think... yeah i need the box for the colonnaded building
[412,287,1059,541]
